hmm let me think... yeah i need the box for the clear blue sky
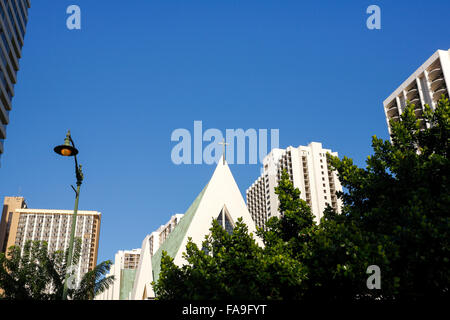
[0,0,449,263]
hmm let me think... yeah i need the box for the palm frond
[73,260,114,300]
[94,275,115,297]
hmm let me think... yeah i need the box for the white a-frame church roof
[131,157,261,300]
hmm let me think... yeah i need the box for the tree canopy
[154,96,449,301]
[0,238,114,300]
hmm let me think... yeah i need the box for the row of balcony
[427,63,448,102]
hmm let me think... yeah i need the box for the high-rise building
[0,196,27,252]
[0,196,101,285]
[246,142,343,229]
[96,249,141,300]
[383,49,450,136]
[95,214,183,300]
[0,0,31,165]
[154,213,184,252]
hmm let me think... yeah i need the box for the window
[216,206,234,235]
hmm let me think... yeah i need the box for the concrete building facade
[0,0,31,165]
[246,142,343,229]
[383,49,450,136]
[96,248,141,300]
[0,196,101,285]
[95,214,183,300]
[0,195,26,252]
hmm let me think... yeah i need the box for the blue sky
[0,0,449,263]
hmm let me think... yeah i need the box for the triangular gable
[171,157,260,263]
[151,183,209,283]
[144,157,261,296]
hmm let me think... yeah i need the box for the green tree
[0,240,53,300]
[0,239,114,300]
[304,96,450,300]
[153,218,306,300]
[153,96,449,301]
[261,169,316,256]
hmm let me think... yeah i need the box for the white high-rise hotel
[246,142,342,228]
[96,248,141,300]
[383,49,449,135]
[96,213,184,300]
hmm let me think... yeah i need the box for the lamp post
[54,130,83,300]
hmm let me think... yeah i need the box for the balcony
[386,102,398,112]
[0,99,9,124]
[390,115,400,122]
[433,87,448,100]
[406,87,418,99]
[410,97,420,106]
[427,67,443,81]
[430,77,445,91]
[0,122,5,139]
[386,107,399,118]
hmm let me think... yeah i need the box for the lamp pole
[54,130,84,300]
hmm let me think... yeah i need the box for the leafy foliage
[315,96,450,299]
[0,238,114,300]
[150,97,450,300]
[0,241,52,300]
[262,169,316,256]
[153,218,306,300]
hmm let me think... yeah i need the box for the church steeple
[131,148,262,299]
[218,138,229,165]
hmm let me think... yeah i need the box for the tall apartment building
[140,213,184,260]
[383,49,450,136]
[154,213,184,253]
[96,214,182,300]
[0,196,101,285]
[0,0,31,165]
[0,195,26,252]
[246,142,343,229]
[96,249,141,300]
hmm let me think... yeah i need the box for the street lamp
[54,130,83,300]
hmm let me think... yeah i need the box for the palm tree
[0,239,114,300]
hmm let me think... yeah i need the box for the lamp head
[54,130,78,157]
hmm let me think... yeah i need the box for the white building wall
[246,142,342,227]
[95,248,141,300]
[122,213,183,300]
[383,49,450,136]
